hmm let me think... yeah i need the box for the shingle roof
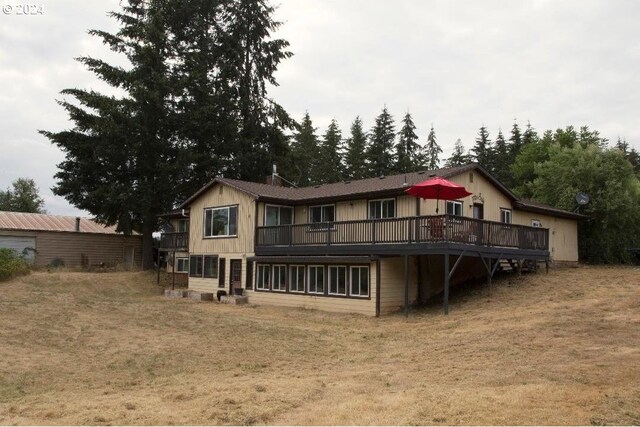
[180,164,482,207]
[175,163,583,220]
[0,211,126,234]
[514,199,587,219]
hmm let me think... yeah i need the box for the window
[531,219,542,228]
[446,200,463,216]
[328,266,347,295]
[204,255,218,278]
[272,265,287,291]
[289,265,305,293]
[176,257,189,273]
[308,266,325,294]
[189,255,203,277]
[204,206,238,237]
[500,208,512,224]
[265,205,293,226]
[256,264,270,290]
[369,199,395,219]
[309,205,335,225]
[350,266,369,297]
[177,219,188,232]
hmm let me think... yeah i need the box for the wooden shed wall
[0,229,142,268]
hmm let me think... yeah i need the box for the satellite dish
[576,192,590,206]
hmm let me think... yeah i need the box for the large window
[446,200,463,216]
[203,255,218,278]
[309,205,335,224]
[500,208,512,224]
[289,265,305,293]
[369,198,395,219]
[272,265,287,291]
[189,255,203,277]
[350,266,369,297]
[265,205,293,226]
[256,264,270,290]
[328,266,347,296]
[204,206,238,237]
[308,266,325,294]
[176,257,189,273]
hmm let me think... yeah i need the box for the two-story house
[159,164,583,316]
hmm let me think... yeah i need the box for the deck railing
[159,231,189,250]
[256,215,548,251]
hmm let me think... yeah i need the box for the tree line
[285,108,442,186]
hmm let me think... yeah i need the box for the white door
[0,236,36,264]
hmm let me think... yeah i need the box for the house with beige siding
[159,164,583,316]
[0,211,142,269]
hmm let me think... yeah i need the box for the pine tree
[522,121,538,147]
[290,112,321,186]
[424,124,442,170]
[366,107,396,177]
[492,129,510,184]
[314,119,343,184]
[395,111,420,173]
[471,126,493,169]
[445,139,469,167]
[343,116,368,180]
[508,121,523,164]
[40,0,293,268]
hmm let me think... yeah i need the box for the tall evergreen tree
[40,0,293,268]
[424,124,442,170]
[394,111,420,173]
[491,129,510,184]
[366,106,396,177]
[290,112,321,186]
[508,121,523,162]
[471,126,493,169]
[522,121,538,147]
[445,139,469,167]
[314,119,343,184]
[343,116,368,180]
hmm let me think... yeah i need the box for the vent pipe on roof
[75,217,81,232]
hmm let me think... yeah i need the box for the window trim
[203,204,239,239]
[176,219,189,233]
[368,198,396,219]
[264,204,294,226]
[446,200,463,217]
[203,255,219,278]
[289,265,306,293]
[271,265,287,292]
[350,266,370,298]
[308,204,336,230]
[256,264,271,291]
[307,265,325,295]
[328,265,347,296]
[175,257,189,273]
[500,208,512,224]
[188,255,203,277]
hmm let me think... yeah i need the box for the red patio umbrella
[404,176,472,213]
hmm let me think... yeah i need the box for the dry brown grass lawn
[0,265,638,425]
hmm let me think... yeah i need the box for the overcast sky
[1,0,639,217]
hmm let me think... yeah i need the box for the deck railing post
[327,223,332,246]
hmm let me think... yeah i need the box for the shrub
[0,248,30,281]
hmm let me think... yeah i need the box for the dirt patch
[0,267,638,425]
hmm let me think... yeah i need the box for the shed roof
[0,211,127,235]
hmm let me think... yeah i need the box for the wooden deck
[255,214,549,258]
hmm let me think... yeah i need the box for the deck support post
[172,250,176,290]
[517,259,522,276]
[156,250,161,285]
[443,253,450,315]
[403,254,409,318]
[545,259,549,274]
